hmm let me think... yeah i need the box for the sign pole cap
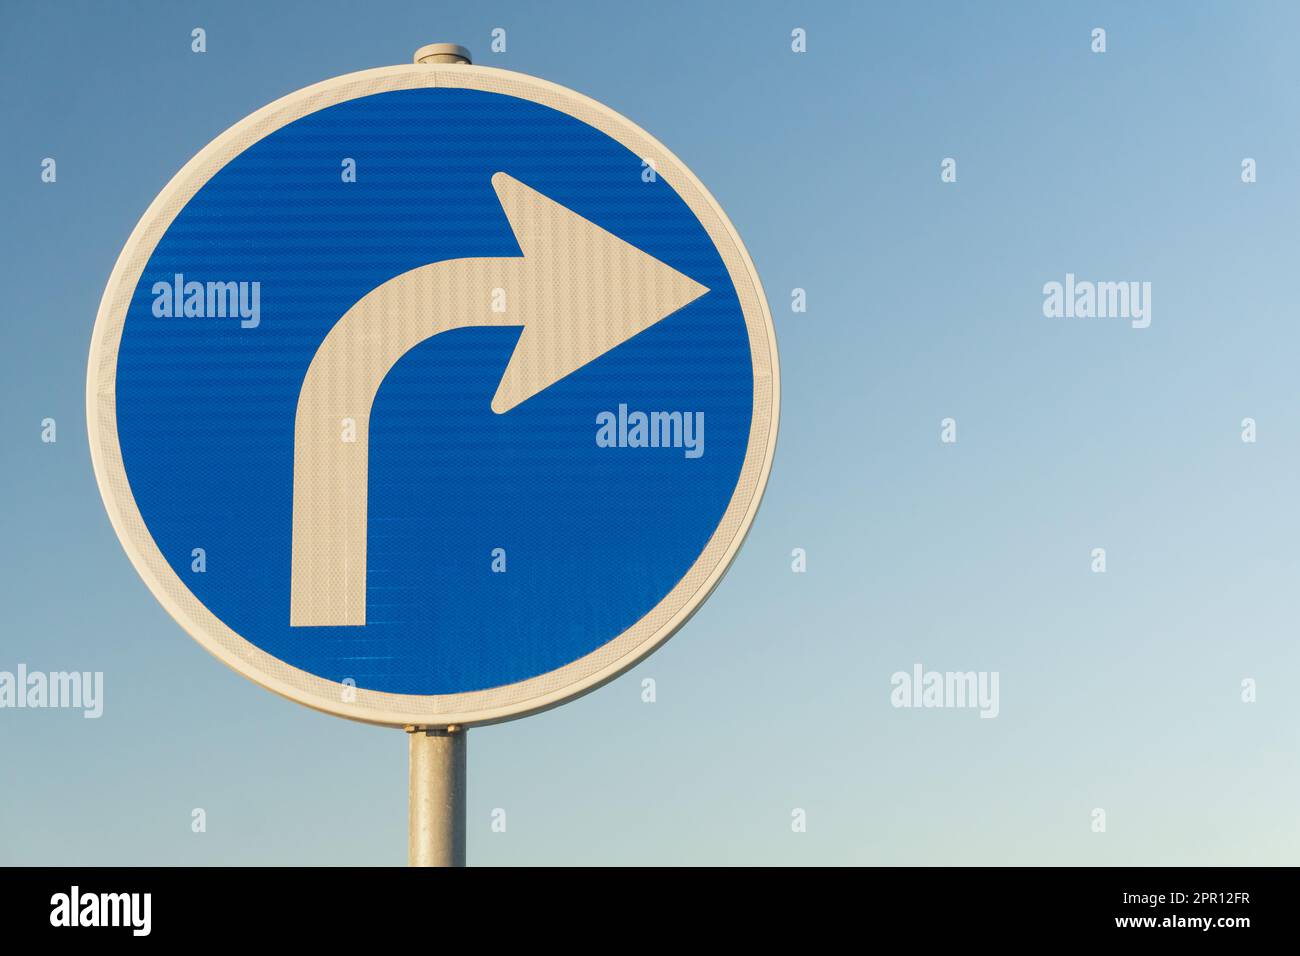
[414,43,472,65]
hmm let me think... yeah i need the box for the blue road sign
[88,64,778,726]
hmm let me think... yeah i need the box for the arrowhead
[488,172,709,414]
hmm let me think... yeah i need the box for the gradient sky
[3,0,1299,865]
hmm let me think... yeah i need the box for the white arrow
[290,172,709,627]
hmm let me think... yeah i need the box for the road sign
[87,52,779,730]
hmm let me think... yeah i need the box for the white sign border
[87,62,780,728]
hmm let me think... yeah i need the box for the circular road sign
[87,58,778,728]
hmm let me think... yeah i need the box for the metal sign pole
[406,726,467,867]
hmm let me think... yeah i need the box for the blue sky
[2,1,1298,865]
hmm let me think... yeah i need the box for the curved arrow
[289,172,709,627]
